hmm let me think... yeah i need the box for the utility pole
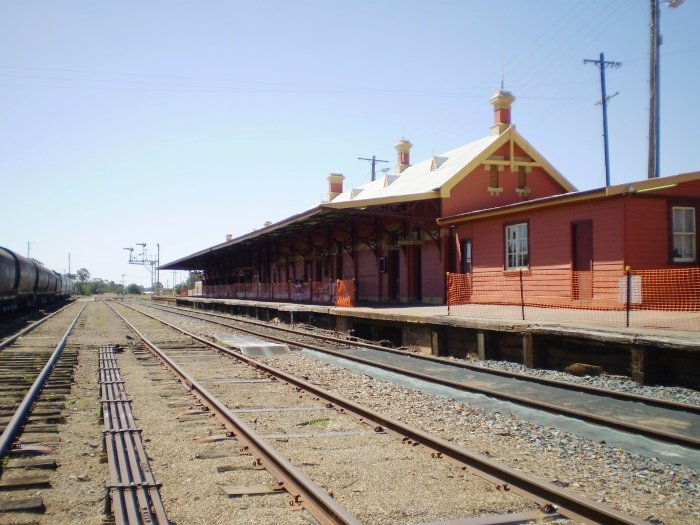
[649,0,684,179]
[157,243,160,295]
[649,0,660,179]
[27,241,34,259]
[584,52,621,187]
[358,155,388,182]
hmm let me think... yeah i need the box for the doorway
[388,250,400,300]
[408,246,422,302]
[572,221,593,300]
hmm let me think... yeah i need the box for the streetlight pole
[648,0,684,179]
[648,0,660,179]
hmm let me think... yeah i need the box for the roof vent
[430,156,447,171]
[383,174,399,187]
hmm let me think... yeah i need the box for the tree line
[72,268,143,295]
[71,268,201,296]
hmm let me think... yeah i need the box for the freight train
[0,246,73,312]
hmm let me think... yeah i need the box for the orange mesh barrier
[447,268,700,331]
[335,279,357,307]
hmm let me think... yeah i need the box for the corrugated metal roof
[160,125,584,271]
[326,134,499,207]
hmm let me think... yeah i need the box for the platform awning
[159,206,354,271]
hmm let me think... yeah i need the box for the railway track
[110,299,648,524]
[0,301,75,351]
[133,300,700,451]
[0,300,85,519]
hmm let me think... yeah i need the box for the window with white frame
[505,222,529,270]
[672,206,696,262]
[461,240,472,273]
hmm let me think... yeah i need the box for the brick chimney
[327,173,345,201]
[395,138,412,174]
[489,90,515,135]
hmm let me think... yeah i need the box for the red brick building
[162,91,577,304]
[439,172,700,310]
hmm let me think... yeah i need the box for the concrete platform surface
[159,296,699,348]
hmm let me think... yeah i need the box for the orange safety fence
[447,267,700,331]
[335,279,357,308]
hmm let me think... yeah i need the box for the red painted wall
[452,187,700,309]
[442,143,569,218]
[356,247,379,301]
[455,197,627,307]
[421,241,443,304]
[625,198,669,269]
[460,198,627,270]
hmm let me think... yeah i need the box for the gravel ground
[135,301,700,524]
[113,302,538,524]
[447,356,700,407]
[36,300,109,525]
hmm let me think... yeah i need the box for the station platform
[151,295,700,389]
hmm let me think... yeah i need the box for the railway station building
[161,91,699,312]
[440,171,700,312]
[161,91,578,305]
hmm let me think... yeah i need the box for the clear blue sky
[2,1,698,288]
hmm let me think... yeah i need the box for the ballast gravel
[137,302,700,525]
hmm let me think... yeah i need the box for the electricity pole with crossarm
[358,155,388,182]
[584,52,622,188]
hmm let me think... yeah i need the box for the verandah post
[625,265,632,328]
[519,268,525,321]
[445,272,450,315]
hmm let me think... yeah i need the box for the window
[505,222,529,270]
[672,206,696,262]
[461,240,472,273]
[518,166,527,189]
[489,165,499,188]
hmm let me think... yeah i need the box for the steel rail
[137,301,700,449]
[0,300,76,351]
[145,300,700,415]
[115,301,647,525]
[99,345,170,525]
[0,301,87,459]
[107,302,361,525]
